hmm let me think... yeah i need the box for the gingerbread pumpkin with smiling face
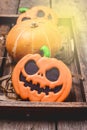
[12,54,72,102]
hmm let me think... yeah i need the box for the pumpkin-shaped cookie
[17,6,58,24]
[6,19,62,61]
[12,54,72,102]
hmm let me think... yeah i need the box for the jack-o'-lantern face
[12,54,72,102]
[17,6,58,24]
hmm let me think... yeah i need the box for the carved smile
[19,72,62,95]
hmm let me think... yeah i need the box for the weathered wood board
[0,0,20,14]
[0,0,87,129]
[19,0,51,9]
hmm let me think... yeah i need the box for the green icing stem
[40,45,51,57]
[19,7,29,13]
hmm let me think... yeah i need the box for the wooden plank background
[0,0,87,130]
[19,0,51,8]
[52,0,87,102]
[0,0,20,14]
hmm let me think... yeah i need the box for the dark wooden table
[0,0,87,129]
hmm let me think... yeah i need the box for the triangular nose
[38,72,43,77]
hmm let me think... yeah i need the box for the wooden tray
[0,15,87,119]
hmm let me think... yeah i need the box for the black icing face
[19,60,62,95]
[12,54,72,102]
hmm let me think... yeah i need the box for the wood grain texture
[52,0,87,101]
[74,30,87,101]
[0,100,86,120]
[0,0,19,75]
[0,25,9,69]
[0,120,55,130]
[19,0,50,9]
[72,17,87,101]
[69,60,83,102]
[0,0,20,14]
[57,120,87,130]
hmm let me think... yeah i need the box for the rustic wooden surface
[0,0,20,14]
[0,0,87,130]
[19,0,51,9]
[52,0,87,102]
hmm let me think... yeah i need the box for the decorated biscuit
[12,54,72,102]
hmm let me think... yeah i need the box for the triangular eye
[25,60,39,75]
[22,17,31,21]
[46,67,60,81]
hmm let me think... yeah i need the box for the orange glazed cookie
[12,54,72,102]
[6,19,61,61]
